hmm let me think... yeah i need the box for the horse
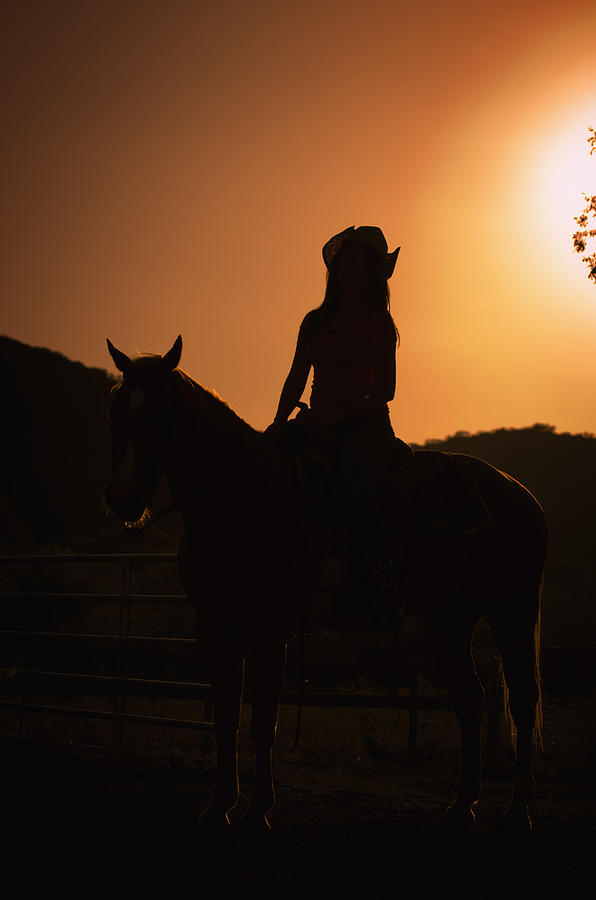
[104,335,547,837]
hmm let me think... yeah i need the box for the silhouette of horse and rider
[104,226,546,836]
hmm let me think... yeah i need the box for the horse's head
[104,335,182,526]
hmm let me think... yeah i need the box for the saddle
[279,425,494,630]
[287,430,493,544]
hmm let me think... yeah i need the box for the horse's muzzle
[103,483,148,525]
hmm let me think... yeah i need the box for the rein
[111,391,187,534]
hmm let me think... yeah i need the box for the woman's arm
[273,319,312,423]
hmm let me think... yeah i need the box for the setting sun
[3,0,596,444]
[533,111,595,272]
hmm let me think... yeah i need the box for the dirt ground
[1,736,594,898]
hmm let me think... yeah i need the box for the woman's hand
[264,419,286,438]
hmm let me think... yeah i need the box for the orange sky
[2,0,596,443]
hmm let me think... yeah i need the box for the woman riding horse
[105,232,546,835]
[269,226,403,601]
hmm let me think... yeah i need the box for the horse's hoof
[496,810,533,840]
[233,813,272,836]
[197,809,231,840]
[439,804,477,835]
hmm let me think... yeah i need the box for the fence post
[202,693,214,755]
[19,557,40,740]
[408,674,419,760]
[112,558,133,751]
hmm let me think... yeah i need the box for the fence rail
[0,553,508,764]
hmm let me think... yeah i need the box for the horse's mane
[172,368,257,439]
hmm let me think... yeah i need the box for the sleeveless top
[304,309,397,423]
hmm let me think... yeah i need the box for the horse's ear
[107,339,131,374]
[162,335,182,371]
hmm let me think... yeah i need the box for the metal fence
[0,553,502,763]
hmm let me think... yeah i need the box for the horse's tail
[500,575,544,751]
[533,591,544,751]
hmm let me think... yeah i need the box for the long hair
[304,240,399,344]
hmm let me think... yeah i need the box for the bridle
[107,379,188,532]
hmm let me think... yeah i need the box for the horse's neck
[165,377,260,515]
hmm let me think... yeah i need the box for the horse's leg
[199,649,245,834]
[488,607,540,834]
[423,611,484,831]
[241,640,287,832]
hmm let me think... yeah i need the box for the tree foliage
[572,127,596,285]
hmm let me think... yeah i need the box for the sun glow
[533,113,595,264]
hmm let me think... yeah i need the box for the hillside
[0,336,148,551]
[413,425,596,570]
[0,336,117,548]
[1,336,595,574]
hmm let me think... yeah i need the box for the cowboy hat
[322,226,400,278]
